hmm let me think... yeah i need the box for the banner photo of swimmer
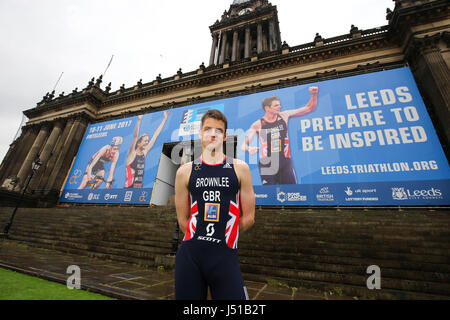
[60,67,450,206]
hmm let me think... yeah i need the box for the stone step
[241,263,450,297]
[241,233,450,253]
[8,233,172,267]
[238,253,450,283]
[11,213,449,244]
[11,220,175,239]
[239,240,450,264]
[242,272,449,300]
[10,227,172,251]
[240,248,450,274]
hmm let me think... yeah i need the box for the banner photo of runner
[60,67,450,205]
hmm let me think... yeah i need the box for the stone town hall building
[0,0,449,300]
[0,0,448,206]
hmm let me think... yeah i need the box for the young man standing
[241,87,319,185]
[174,109,255,300]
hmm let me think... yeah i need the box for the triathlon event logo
[179,104,225,137]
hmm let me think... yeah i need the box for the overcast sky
[0,0,393,165]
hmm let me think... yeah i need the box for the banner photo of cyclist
[60,67,450,206]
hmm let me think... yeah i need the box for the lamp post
[2,157,42,236]
[170,222,180,256]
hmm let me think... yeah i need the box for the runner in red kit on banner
[174,109,255,300]
[125,112,169,188]
[241,87,319,185]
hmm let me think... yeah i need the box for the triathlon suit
[125,154,145,188]
[258,116,297,185]
[85,147,114,177]
[175,157,248,300]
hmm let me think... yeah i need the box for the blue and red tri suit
[175,157,248,300]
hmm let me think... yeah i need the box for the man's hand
[247,146,260,155]
[309,86,319,95]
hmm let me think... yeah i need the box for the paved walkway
[0,238,351,300]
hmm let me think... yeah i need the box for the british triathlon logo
[178,105,225,137]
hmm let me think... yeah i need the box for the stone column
[45,117,88,193]
[245,26,251,58]
[219,31,228,65]
[15,123,50,190]
[257,23,263,54]
[38,119,70,190]
[209,33,218,66]
[269,19,277,51]
[0,125,37,185]
[29,120,64,190]
[7,126,39,180]
[231,30,239,62]
[53,117,89,191]
[408,34,450,150]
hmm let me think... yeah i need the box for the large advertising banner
[60,67,450,206]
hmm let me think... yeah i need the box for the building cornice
[22,24,396,123]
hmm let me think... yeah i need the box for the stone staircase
[0,206,449,299]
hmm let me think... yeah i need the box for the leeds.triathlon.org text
[321,160,438,175]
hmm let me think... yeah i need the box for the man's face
[266,100,282,114]
[199,118,227,152]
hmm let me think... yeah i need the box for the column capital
[52,117,67,128]
[38,121,53,131]
[67,112,94,125]
[22,123,40,134]
[406,32,448,65]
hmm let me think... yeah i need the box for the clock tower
[208,0,282,66]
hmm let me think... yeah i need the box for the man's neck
[263,112,278,122]
[201,149,225,165]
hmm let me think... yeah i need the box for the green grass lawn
[0,268,116,300]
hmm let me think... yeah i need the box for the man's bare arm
[175,162,192,235]
[234,159,255,234]
[241,120,261,155]
[282,86,319,119]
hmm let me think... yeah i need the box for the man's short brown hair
[262,96,280,111]
[201,109,228,132]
